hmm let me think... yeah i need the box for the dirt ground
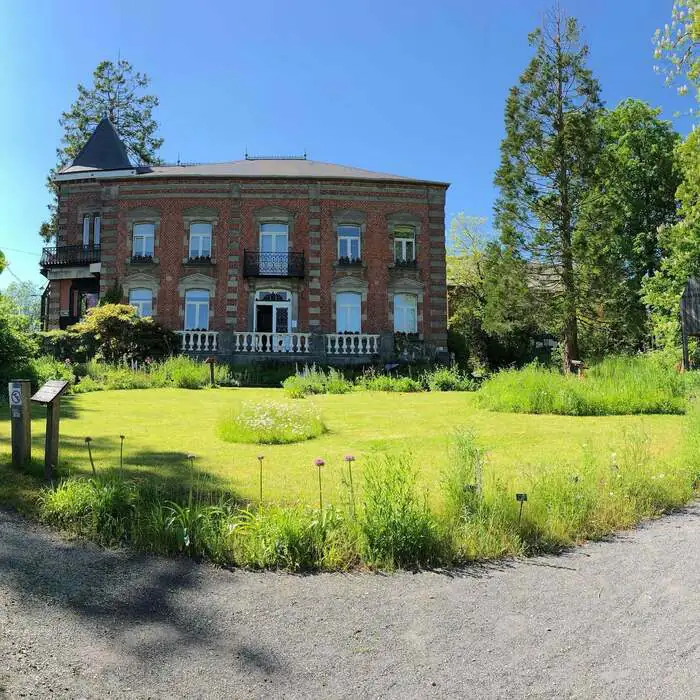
[0,505,698,699]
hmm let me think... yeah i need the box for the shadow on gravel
[0,511,280,674]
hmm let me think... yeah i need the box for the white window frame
[132,223,155,258]
[128,288,153,317]
[189,222,212,259]
[337,224,361,261]
[393,293,418,333]
[184,289,210,330]
[82,215,91,246]
[394,226,416,262]
[336,291,361,333]
[93,214,101,246]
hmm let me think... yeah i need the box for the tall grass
[478,354,687,416]
[37,404,700,570]
[74,356,235,392]
[282,365,353,398]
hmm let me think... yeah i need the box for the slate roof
[66,117,132,172]
[59,121,448,186]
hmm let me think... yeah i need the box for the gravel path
[0,506,698,699]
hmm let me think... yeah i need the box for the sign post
[8,380,31,467]
[31,380,69,482]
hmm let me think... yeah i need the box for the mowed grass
[0,387,686,511]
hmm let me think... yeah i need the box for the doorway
[254,290,292,350]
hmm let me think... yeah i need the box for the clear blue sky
[0,0,689,289]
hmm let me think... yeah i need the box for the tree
[4,281,43,332]
[575,100,681,355]
[0,250,6,275]
[641,1,699,348]
[493,4,602,371]
[40,59,163,241]
[653,0,699,108]
[447,215,540,369]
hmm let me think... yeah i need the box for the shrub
[38,329,96,363]
[72,304,177,363]
[423,365,476,392]
[29,355,74,389]
[360,454,444,568]
[441,430,485,523]
[0,295,38,389]
[478,355,687,416]
[217,400,327,444]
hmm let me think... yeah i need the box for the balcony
[40,244,101,269]
[243,251,304,278]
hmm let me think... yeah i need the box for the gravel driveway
[0,505,698,699]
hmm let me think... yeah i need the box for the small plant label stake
[119,435,125,472]
[344,455,356,518]
[516,492,528,526]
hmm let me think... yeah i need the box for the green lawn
[0,387,686,510]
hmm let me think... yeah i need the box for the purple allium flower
[258,454,265,461]
[84,436,92,443]
[314,458,325,467]
[344,454,355,462]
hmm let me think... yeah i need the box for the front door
[254,291,291,351]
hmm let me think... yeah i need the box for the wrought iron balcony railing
[243,251,304,278]
[41,244,101,268]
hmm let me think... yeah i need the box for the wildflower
[314,458,325,467]
[84,436,92,443]
[344,454,355,462]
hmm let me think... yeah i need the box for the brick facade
[45,172,448,360]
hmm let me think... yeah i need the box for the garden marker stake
[258,454,264,502]
[516,493,528,525]
[315,458,325,511]
[85,437,96,477]
[119,434,125,472]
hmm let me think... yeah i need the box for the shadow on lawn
[0,509,282,672]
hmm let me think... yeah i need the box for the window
[93,215,101,246]
[393,294,417,333]
[189,222,212,259]
[259,222,289,253]
[184,289,210,330]
[129,288,153,317]
[337,225,361,262]
[394,226,416,263]
[336,292,361,333]
[82,215,91,246]
[132,223,155,258]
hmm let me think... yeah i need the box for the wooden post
[9,379,31,467]
[30,380,69,483]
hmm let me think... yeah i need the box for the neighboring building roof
[58,121,448,186]
[66,117,133,171]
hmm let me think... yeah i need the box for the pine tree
[40,59,163,241]
[493,4,602,370]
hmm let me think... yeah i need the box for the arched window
[336,292,361,333]
[184,289,210,330]
[393,293,417,333]
[128,288,153,317]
